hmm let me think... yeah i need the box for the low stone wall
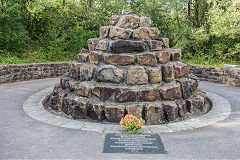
[0,63,240,87]
[190,65,240,87]
[0,63,69,84]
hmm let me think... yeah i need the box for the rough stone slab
[116,15,140,28]
[127,66,148,85]
[87,38,99,51]
[148,68,162,84]
[145,40,163,51]
[88,102,105,121]
[95,39,110,51]
[110,15,121,25]
[110,40,146,54]
[173,61,190,78]
[162,101,179,121]
[145,103,165,125]
[77,53,89,63]
[109,26,132,39]
[79,64,96,81]
[132,27,160,39]
[89,51,102,64]
[104,54,135,65]
[159,82,182,100]
[96,65,124,83]
[99,26,110,39]
[92,85,115,102]
[160,38,169,48]
[139,87,158,101]
[126,104,144,119]
[105,105,125,123]
[115,88,137,102]
[162,63,175,82]
[139,16,152,27]
[136,53,158,67]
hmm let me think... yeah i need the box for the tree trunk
[188,0,191,17]
[194,0,199,28]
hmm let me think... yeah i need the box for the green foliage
[0,0,239,65]
[0,0,30,52]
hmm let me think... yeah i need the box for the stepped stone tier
[43,14,212,124]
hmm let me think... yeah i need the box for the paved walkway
[0,78,240,159]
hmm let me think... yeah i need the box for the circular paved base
[23,86,231,133]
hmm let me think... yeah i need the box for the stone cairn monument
[44,14,211,124]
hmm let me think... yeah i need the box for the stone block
[162,101,178,121]
[145,103,165,125]
[77,53,89,63]
[148,68,162,83]
[70,62,81,79]
[68,80,79,91]
[110,15,121,25]
[139,87,158,101]
[132,27,160,39]
[203,98,212,114]
[79,64,96,81]
[95,39,110,51]
[188,78,198,93]
[80,48,89,53]
[60,76,70,89]
[115,88,137,102]
[126,104,144,119]
[139,16,151,27]
[104,54,135,65]
[156,50,171,64]
[162,63,175,82]
[96,65,124,83]
[105,105,125,123]
[47,86,68,112]
[110,40,146,54]
[166,48,181,61]
[117,15,140,28]
[99,26,110,39]
[88,102,105,121]
[186,95,204,115]
[127,66,148,85]
[109,26,132,39]
[92,86,115,102]
[145,40,163,51]
[89,51,102,64]
[159,82,182,100]
[176,100,187,118]
[173,61,190,78]
[177,79,191,99]
[74,82,91,97]
[136,53,157,67]
[63,95,89,119]
[160,38,169,48]
[87,38,99,51]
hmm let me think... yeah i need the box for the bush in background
[0,0,239,66]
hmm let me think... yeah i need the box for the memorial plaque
[103,134,166,154]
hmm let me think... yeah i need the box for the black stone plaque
[103,134,166,154]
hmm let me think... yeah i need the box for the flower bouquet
[120,114,145,134]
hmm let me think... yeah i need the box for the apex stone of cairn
[44,14,211,125]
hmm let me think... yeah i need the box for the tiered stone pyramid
[44,14,211,124]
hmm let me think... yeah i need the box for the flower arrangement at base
[120,114,145,134]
